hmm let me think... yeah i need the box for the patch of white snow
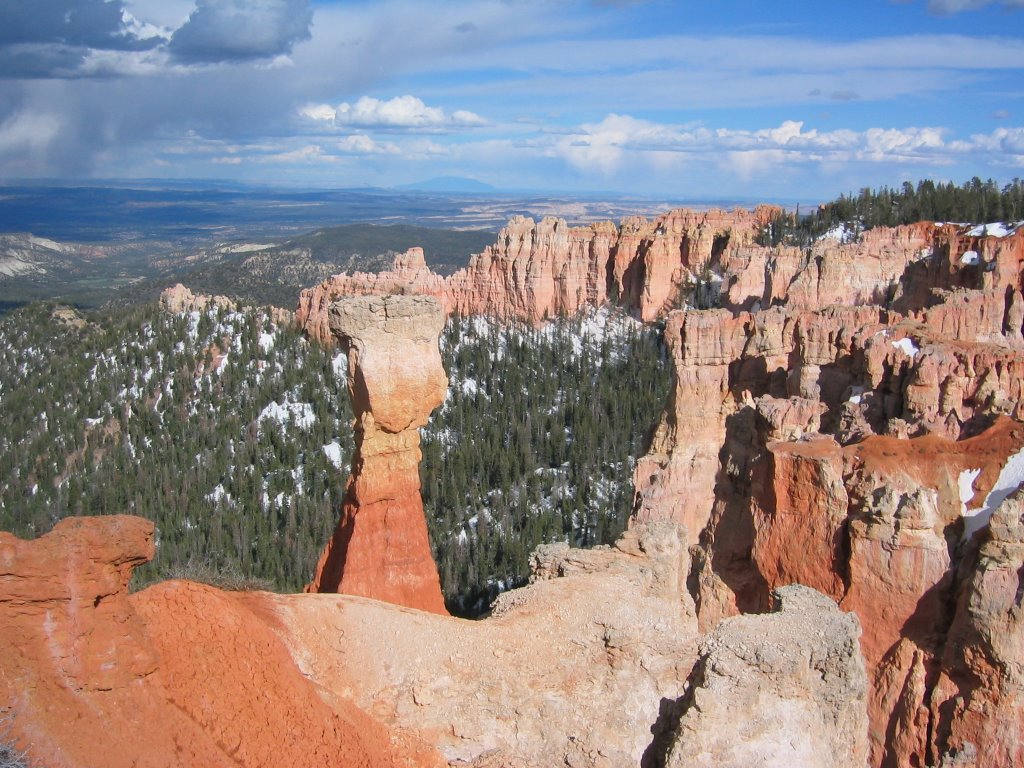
[891,338,920,358]
[966,222,1014,238]
[258,400,315,430]
[963,447,1024,540]
[322,441,344,469]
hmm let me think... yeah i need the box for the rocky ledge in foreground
[1,514,871,768]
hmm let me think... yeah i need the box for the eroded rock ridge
[632,219,1024,766]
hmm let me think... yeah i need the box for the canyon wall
[295,209,984,344]
[633,221,1024,766]
[6,212,1024,766]
[295,206,780,343]
[292,211,1024,765]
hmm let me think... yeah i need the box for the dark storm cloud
[0,0,162,78]
[0,0,159,49]
[0,44,91,78]
[168,0,313,63]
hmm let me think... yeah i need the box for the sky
[0,0,1023,201]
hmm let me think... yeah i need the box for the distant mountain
[119,222,498,309]
[397,176,496,193]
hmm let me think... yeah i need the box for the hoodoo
[307,294,448,614]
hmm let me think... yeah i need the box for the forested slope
[0,302,666,611]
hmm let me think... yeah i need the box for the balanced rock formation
[307,295,448,614]
[293,248,447,345]
[665,585,868,768]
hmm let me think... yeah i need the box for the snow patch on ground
[206,484,233,506]
[960,250,980,266]
[966,222,1021,238]
[963,446,1024,540]
[891,338,920,358]
[958,468,981,516]
[258,332,276,353]
[322,441,344,469]
[258,400,315,430]
[332,351,348,378]
[819,223,857,244]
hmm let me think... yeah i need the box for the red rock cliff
[0,515,442,768]
[632,223,1024,766]
[295,206,779,342]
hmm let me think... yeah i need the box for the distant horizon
[0,173,910,212]
[0,1,1022,201]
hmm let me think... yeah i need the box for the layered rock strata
[296,207,780,343]
[630,222,1024,766]
[296,212,1023,346]
[307,294,448,614]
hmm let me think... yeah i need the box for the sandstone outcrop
[159,282,236,314]
[159,282,295,326]
[1,512,872,767]
[665,585,868,768]
[0,516,440,768]
[928,487,1024,768]
[629,222,1024,766]
[296,207,780,342]
[272,521,700,768]
[307,295,448,614]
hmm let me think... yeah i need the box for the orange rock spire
[307,294,448,614]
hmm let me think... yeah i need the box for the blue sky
[1,0,1023,201]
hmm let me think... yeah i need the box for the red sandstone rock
[296,207,781,341]
[307,294,448,614]
[929,488,1024,768]
[0,515,439,768]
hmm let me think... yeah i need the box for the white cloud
[549,114,1024,176]
[303,95,486,131]
[336,134,400,154]
[263,144,332,163]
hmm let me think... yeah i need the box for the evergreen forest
[757,176,1024,246]
[0,302,667,614]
